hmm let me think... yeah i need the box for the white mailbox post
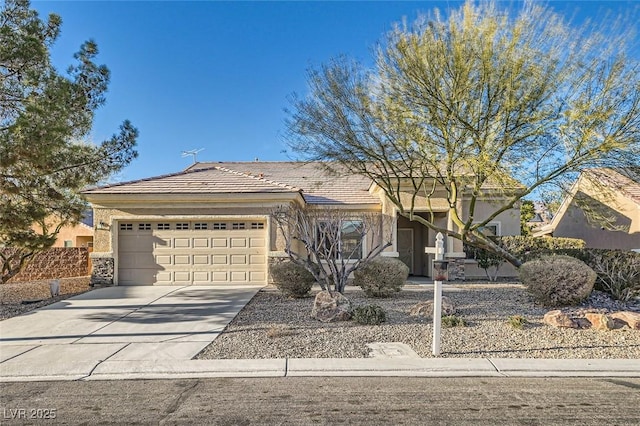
[425,232,446,356]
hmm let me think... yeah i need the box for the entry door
[397,228,414,274]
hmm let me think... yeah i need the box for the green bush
[507,315,528,330]
[269,261,316,298]
[353,304,386,325]
[441,315,466,328]
[353,257,409,298]
[519,255,596,306]
[497,236,585,262]
[561,249,640,302]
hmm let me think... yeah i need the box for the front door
[397,228,414,274]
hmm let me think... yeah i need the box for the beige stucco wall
[553,178,640,250]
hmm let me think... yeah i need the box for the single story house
[83,161,521,286]
[534,168,640,251]
[32,211,94,248]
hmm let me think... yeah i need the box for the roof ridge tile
[214,165,301,192]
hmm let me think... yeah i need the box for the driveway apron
[0,285,261,380]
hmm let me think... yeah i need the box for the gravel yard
[197,282,640,360]
[0,276,91,320]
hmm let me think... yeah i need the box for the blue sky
[31,1,638,182]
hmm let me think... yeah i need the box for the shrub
[353,304,386,325]
[507,315,528,330]
[576,250,640,302]
[497,236,585,262]
[519,255,596,306]
[441,315,466,328]
[353,257,409,298]
[269,261,316,298]
[464,244,504,281]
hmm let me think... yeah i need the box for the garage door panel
[174,238,191,248]
[173,255,191,265]
[193,255,209,265]
[249,238,265,248]
[211,255,228,264]
[118,221,266,285]
[231,271,247,281]
[230,238,247,248]
[193,238,209,248]
[212,238,228,248]
[230,254,247,265]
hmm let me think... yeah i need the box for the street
[1,377,639,425]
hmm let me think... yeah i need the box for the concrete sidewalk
[1,355,639,382]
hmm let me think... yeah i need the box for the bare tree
[272,204,392,293]
[285,1,640,267]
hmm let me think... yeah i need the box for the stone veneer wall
[90,256,114,287]
[446,258,466,281]
[6,248,89,282]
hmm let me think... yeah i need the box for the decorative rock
[311,291,352,322]
[611,311,640,330]
[584,313,614,331]
[543,310,577,328]
[409,296,456,318]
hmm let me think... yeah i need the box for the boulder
[409,296,456,318]
[610,311,640,330]
[543,310,577,328]
[584,313,614,331]
[311,291,352,322]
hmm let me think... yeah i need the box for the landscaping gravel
[0,276,91,320]
[197,282,640,360]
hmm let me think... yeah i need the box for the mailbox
[432,260,449,281]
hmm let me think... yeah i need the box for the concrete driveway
[0,285,261,380]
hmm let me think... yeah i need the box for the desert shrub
[353,304,386,325]
[464,244,504,281]
[441,315,466,328]
[519,255,596,306]
[570,249,639,302]
[269,261,315,298]
[353,257,409,298]
[507,315,528,330]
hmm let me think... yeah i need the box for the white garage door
[117,220,267,285]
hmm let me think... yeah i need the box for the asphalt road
[1,377,639,425]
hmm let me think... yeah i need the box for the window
[213,222,227,230]
[316,219,364,260]
[120,223,133,231]
[176,223,189,230]
[232,222,246,230]
[138,223,151,231]
[157,223,170,230]
[194,223,208,230]
[63,240,73,248]
[251,222,265,230]
[478,222,501,236]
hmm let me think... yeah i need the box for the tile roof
[84,162,381,205]
[586,168,640,205]
[83,166,300,196]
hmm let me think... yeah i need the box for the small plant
[352,304,387,325]
[519,255,596,306]
[269,261,316,298]
[441,315,466,328]
[507,315,528,330]
[353,257,409,298]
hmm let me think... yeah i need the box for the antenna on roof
[181,148,204,164]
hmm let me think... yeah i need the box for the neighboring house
[534,168,640,251]
[31,211,94,248]
[83,162,521,286]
